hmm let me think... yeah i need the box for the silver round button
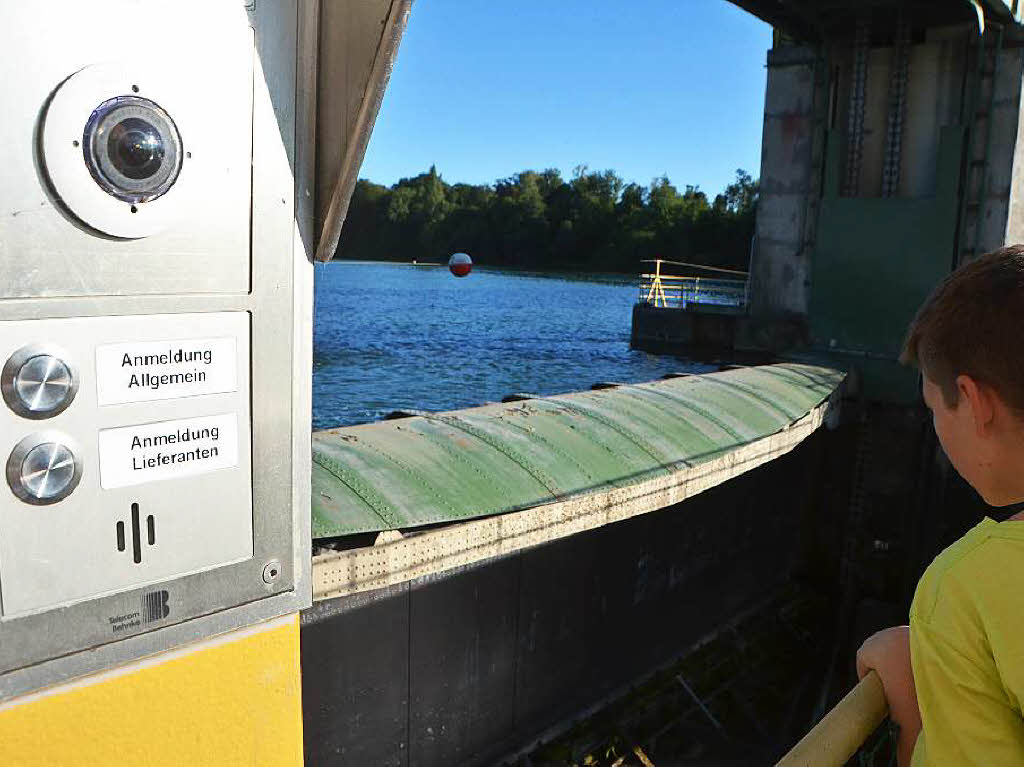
[7,433,82,505]
[2,345,79,419]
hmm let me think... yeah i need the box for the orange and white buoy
[448,252,472,277]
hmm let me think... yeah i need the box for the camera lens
[83,96,182,204]
[108,118,165,180]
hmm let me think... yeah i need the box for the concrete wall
[990,46,1024,252]
[749,46,818,326]
[630,304,738,354]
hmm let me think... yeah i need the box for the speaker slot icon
[116,503,155,564]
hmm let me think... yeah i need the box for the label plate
[98,413,239,489]
[95,336,238,405]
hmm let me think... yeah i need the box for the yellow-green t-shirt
[910,518,1024,766]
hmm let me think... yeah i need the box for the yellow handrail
[639,273,747,284]
[639,258,750,277]
[643,259,670,306]
[638,259,749,308]
[776,671,888,767]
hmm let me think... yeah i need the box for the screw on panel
[262,559,282,584]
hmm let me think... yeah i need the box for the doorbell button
[7,433,83,505]
[2,345,79,419]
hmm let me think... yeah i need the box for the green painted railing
[311,363,844,540]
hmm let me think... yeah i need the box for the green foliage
[336,167,758,272]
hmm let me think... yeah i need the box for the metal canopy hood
[314,0,412,262]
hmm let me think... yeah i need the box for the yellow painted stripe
[0,615,303,767]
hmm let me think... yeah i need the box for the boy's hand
[855,625,921,767]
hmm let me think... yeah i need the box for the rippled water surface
[313,261,712,429]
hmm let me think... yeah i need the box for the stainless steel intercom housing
[0,1,314,699]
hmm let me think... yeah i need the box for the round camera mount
[41,63,194,238]
[83,95,182,204]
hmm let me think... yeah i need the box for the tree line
[336,165,758,273]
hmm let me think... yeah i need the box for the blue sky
[359,1,772,197]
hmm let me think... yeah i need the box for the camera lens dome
[108,118,164,180]
[83,96,182,204]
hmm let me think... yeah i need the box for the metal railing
[638,259,749,311]
[776,671,890,766]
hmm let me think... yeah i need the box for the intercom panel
[0,0,313,701]
[0,312,253,619]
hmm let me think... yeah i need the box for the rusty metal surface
[311,363,844,539]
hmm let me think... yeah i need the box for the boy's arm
[856,625,921,767]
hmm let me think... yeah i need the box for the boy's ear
[957,374,996,435]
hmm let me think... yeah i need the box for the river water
[312,261,712,429]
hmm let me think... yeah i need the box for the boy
[856,245,1024,765]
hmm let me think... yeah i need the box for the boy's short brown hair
[902,245,1024,411]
